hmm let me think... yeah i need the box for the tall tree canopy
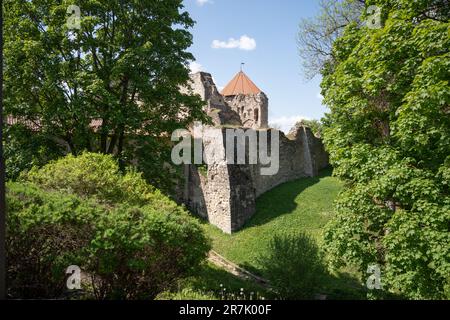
[297,0,366,79]
[320,0,449,299]
[4,0,207,186]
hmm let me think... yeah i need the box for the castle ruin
[181,71,329,234]
[221,71,269,129]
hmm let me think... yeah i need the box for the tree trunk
[107,133,118,154]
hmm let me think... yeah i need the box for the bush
[6,182,103,298]
[257,232,327,299]
[23,152,178,208]
[7,153,211,299]
[89,204,210,299]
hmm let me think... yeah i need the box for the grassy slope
[200,168,367,299]
[203,168,341,270]
[166,168,366,299]
[158,262,273,300]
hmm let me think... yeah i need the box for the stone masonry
[181,71,329,234]
[224,92,269,129]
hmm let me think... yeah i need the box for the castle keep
[221,71,269,129]
[181,71,329,234]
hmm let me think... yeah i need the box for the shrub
[23,152,178,209]
[257,232,327,299]
[6,182,103,298]
[7,153,211,299]
[157,288,217,301]
[88,204,211,299]
[4,124,65,180]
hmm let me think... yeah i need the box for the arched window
[254,108,259,122]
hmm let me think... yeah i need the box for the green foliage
[158,288,217,300]
[321,0,450,299]
[7,154,211,299]
[6,182,105,298]
[257,232,326,299]
[3,0,208,189]
[125,135,184,194]
[23,152,177,209]
[157,263,271,300]
[295,119,324,137]
[4,124,65,180]
[88,203,210,299]
[196,164,208,177]
[203,169,366,299]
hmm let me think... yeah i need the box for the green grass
[203,168,341,269]
[157,262,273,300]
[199,168,367,299]
[164,168,367,300]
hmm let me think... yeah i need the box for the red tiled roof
[221,71,262,96]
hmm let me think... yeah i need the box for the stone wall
[180,71,329,234]
[181,72,242,127]
[250,128,320,198]
[224,92,269,129]
[182,126,329,234]
[184,163,235,233]
[182,128,256,234]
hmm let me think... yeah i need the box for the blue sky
[182,0,327,132]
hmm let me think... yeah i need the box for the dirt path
[207,250,271,289]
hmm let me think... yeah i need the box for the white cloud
[196,0,212,6]
[211,35,257,51]
[211,76,224,91]
[189,61,203,74]
[269,115,311,133]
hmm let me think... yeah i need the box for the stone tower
[180,71,330,234]
[221,71,269,129]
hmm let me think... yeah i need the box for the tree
[294,119,323,137]
[4,0,208,187]
[7,153,211,299]
[297,0,366,79]
[4,124,65,180]
[320,0,449,299]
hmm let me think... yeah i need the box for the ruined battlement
[180,71,329,233]
[181,126,328,233]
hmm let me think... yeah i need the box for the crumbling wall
[185,163,235,233]
[250,127,317,198]
[183,126,329,234]
[224,92,269,129]
[182,127,255,234]
[182,72,242,127]
[310,136,329,172]
[181,72,329,234]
